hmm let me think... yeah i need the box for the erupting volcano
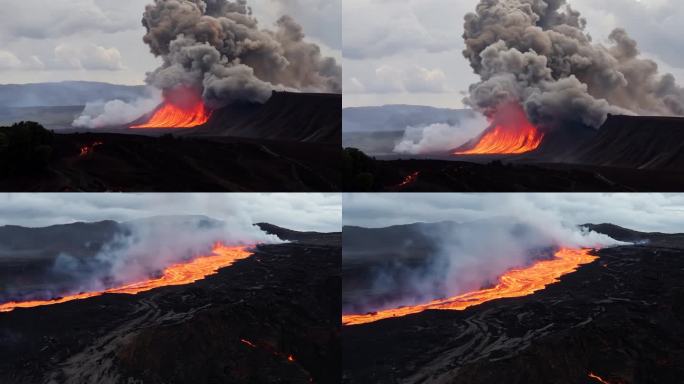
[454,103,544,155]
[131,100,210,129]
[0,244,252,313]
[343,248,597,325]
[131,88,211,129]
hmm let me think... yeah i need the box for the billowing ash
[464,0,684,129]
[73,0,341,128]
[142,0,341,108]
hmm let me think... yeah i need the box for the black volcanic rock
[342,225,684,384]
[187,92,341,144]
[0,130,341,192]
[256,223,341,246]
[567,115,684,170]
[0,225,341,384]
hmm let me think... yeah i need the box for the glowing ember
[131,101,210,129]
[239,338,296,363]
[454,103,544,155]
[342,248,597,325]
[588,372,612,384]
[79,141,103,157]
[395,171,420,189]
[0,244,252,313]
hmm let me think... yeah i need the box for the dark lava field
[342,224,684,384]
[0,92,341,192]
[0,224,341,384]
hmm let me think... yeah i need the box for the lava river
[131,100,211,129]
[0,244,252,313]
[454,103,544,155]
[342,248,597,326]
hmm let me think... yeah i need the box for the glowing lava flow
[454,103,544,155]
[395,171,420,189]
[588,372,612,384]
[131,101,210,128]
[79,141,103,157]
[342,248,597,326]
[0,244,252,313]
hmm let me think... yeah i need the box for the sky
[0,0,341,85]
[343,193,684,234]
[0,193,342,233]
[343,0,684,108]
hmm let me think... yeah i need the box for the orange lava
[79,141,103,157]
[342,248,597,326]
[454,103,544,155]
[0,244,252,313]
[395,171,420,188]
[131,100,210,128]
[588,372,612,384]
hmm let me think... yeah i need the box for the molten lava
[588,372,612,384]
[342,248,597,326]
[454,103,544,155]
[131,100,210,128]
[0,244,252,313]
[79,141,103,157]
[395,171,420,189]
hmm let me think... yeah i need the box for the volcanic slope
[342,224,684,384]
[0,124,340,192]
[0,224,341,384]
[345,115,684,192]
[186,92,341,144]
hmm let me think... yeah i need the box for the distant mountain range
[0,81,147,108]
[343,105,477,132]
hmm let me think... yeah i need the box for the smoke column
[463,0,684,129]
[142,0,341,108]
[74,0,341,127]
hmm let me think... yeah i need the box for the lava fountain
[454,103,544,155]
[131,87,211,129]
[342,248,597,326]
[0,243,252,313]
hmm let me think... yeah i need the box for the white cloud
[0,50,22,69]
[53,43,124,71]
[347,64,450,94]
[343,193,684,234]
[0,0,142,40]
[0,193,342,233]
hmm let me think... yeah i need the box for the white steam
[393,112,488,155]
[347,194,626,313]
[53,215,282,293]
[72,88,162,129]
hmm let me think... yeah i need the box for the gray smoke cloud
[142,0,341,108]
[463,0,684,129]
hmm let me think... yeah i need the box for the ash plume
[73,0,341,128]
[142,0,341,108]
[464,0,684,129]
